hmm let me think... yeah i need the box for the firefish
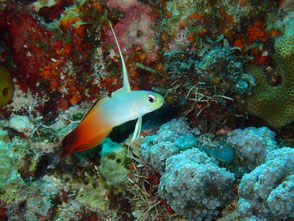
[60,23,164,158]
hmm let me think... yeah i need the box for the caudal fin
[60,133,76,159]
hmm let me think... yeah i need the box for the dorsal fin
[109,22,131,96]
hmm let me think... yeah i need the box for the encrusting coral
[98,138,128,186]
[246,18,294,128]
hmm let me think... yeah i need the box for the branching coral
[246,18,294,128]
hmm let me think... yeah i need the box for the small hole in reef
[137,30,143,38]
[116,159,121,164]
[108,154,116,160]
[3,87,9,97]
[265,66,282,86]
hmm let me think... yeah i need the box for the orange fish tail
[60,99,113,158]
[60,133,76,158]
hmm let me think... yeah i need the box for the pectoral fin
[132,116,142,142]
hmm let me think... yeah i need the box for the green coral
[0,134,22,186]
[0,66,14,107]
[74,184,108,211]
[246,19,294,128]
[98,138,128,186]
[0,140,14,184]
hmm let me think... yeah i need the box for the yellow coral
[0,66,14,108]
[246,20,294,128]
[31,0,56,12]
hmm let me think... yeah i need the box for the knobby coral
[238,147,294,220]
[227,127,278,170]
[246,18,294,128]
[158,148,235,220]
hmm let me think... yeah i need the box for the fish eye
[148,94,156,103]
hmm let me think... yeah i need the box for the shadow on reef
[109,104,181,143]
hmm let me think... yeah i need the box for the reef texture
[140,118,199,174]
[0,66,13,107]
[158,148,235,220]
[98,138,128,186]
[227,127,278,170]
[0,0,294,220]
[246,18,294,128]
[238,147,294,220]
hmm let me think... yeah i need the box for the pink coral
[107,3,156,57]
[107,0,138,12]
[145,51,158,65]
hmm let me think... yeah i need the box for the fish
[60,22,164,158]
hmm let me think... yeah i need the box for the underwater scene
[0,0,294,220]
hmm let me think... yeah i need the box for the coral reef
[0,127,22,186]
[98,138,128,186]
[246,17,294,128]
[0,66,13,107]
[106,2,157,57]
[140,118,199,173]
[0,0,293,220]
[238,147,294,220]
[139,117,293,220]
[162,36,254,132]
[9,115,35,134]
[227,127,278,170]
[158,148,235,220]
[0,140,16,184]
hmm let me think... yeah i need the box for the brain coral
[246,18,294,128]
[238,147,294,220]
